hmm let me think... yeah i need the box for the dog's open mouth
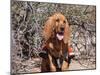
[56,32,64,40]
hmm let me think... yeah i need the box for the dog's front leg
[48,54,56,72]
[61,60,69,71]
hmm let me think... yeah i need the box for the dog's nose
[60,27,64,31]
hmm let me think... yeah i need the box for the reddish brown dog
[39,13,71,72]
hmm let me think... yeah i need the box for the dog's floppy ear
[43,17,55,41]
[39,51,48,59]
[63,20,70,44]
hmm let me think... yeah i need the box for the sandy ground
[12,58,95,74]
[68,60,87,70]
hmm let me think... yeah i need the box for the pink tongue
[56,34,64,40]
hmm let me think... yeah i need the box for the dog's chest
[50,38,65,51]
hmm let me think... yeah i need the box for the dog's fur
[39,13,71,72]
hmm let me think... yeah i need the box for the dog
[39,13,73,72]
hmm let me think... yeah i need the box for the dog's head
[43,13,70,43]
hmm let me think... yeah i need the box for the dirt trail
[68,60,87,70]
[13,58,95,73]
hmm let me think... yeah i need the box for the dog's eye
[56,19,59,22]
[63,20,66,23]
